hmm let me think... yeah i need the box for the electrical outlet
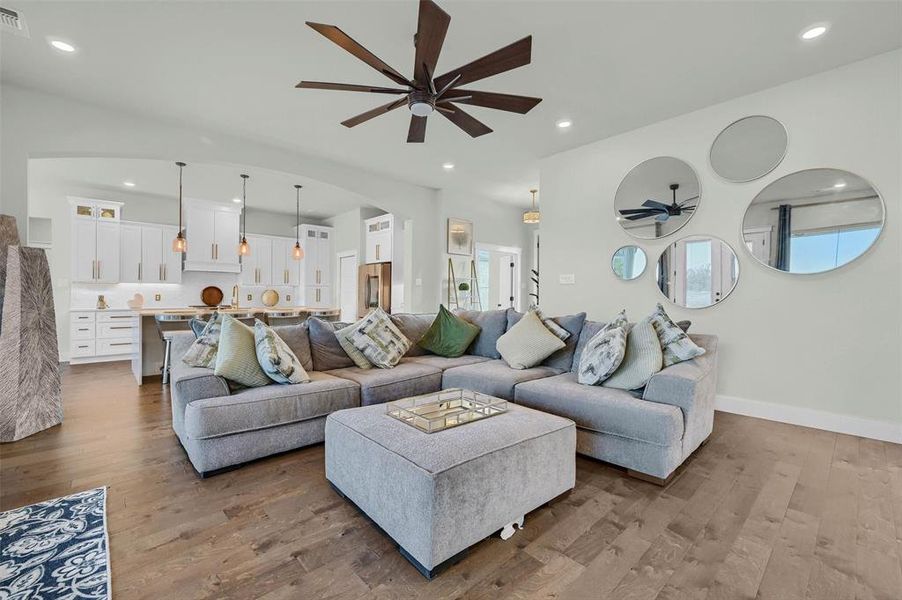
[286,294,291,302]
[154,294,161,301]
[247,294,253,302]
[559,274,576,285]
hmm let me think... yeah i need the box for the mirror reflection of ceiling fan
[295,0,542,143]
[619,183,699,222]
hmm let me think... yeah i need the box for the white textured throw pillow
[648,303,705,367]
[603,319,663,390]
[577,310,630,385]
[348,307,411,369]
[496,310,566,369]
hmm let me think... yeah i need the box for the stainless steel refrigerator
[358,262,392,318]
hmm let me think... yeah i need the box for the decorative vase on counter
[96,294,109,310]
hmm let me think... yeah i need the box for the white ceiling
[29,158,371,219]
[3,1,900,208]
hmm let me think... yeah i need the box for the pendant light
[238,173,250,256]
[172,162,187,252]
[523,188,540,224]
[292,184,304,260]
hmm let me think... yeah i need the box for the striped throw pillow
[496,310,566,369]
[603,319,663,390]
[214,314,272,387]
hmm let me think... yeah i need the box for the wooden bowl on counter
[201,286,224,307]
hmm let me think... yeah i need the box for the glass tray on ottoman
[386,388,508,433]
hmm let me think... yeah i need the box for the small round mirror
[615,157,700,240]
[656,236,739,308]
[710,115,787,182]
[742,168,883,274]
[611,246,647,280]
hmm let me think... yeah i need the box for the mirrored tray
[386,388,507,433]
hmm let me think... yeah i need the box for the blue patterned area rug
[0,487,110,599]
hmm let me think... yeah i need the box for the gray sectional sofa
[169,308,718,482]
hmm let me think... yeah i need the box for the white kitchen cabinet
[119,222,182,283]
[296,225,332,287]
[161,226,182,283]
[271,238,298,287]
[183,199,242,273]
[69,310,137,364]
[302,285,332,308]
[239,235,273,286]
[70,198,123,283]
[364,215,394,264]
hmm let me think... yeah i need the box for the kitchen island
[131,306,340,384]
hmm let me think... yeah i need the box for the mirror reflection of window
[685,239,713,308]
[657,236,739,309]
[611,246,647,281]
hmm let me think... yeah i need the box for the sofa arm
[170,365,230,405]
[642,334,718,456]
[168,331,197,364]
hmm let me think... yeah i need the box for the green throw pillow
[214,314,272,387]
[418,305,481,358]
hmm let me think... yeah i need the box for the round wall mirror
[656,236,739,308]
[611,246,647,280]
[614,157,700,240]
[742,168,883,274]
[710,116,788,182]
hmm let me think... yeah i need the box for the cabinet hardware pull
[78,328,89,332]
[138,262,142,281]
[78,345,88,349]
[212,243,215,259]
[110,326,132,330]
[376,244,380,260]
[110,342,131,347]
[164,264,167,280]
[98,261,102,279]
[109,315,131,319]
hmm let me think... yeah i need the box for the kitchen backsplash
[70,271,299,310]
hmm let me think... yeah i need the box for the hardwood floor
[2,362,900,599]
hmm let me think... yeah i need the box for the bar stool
[154,313,195,386]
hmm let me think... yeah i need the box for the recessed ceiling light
[123,181,136,188]
[556,119,572,129]
[442,163,455,170]
[232,197,242,203]
[49,39,76,53]
[833,181,846,189]
[800,25,828,40]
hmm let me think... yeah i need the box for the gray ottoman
[325,402,576,578]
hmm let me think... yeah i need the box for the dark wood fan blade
[433,36,532,91]
[625,213,655,221]
[642,200,671,210]
[414,0,451,89]
[439,103,493,137]
[341,98,407,128]
[407,115,428,143]
[296,81,409,94]
[619,208,664,215]
[306,22,412,87]
[438,89,542,114]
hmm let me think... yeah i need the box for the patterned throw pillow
[577,310,630,385]
[189,317,208,339]
[648,303,705,367]
[182,312,222,368]
[335,319,374,369]
[532,306,571,341]
[418,305,481,358]
[254,320,311,384]
[603,318,664,390]
[496,310,566,370]
[214,314,272,387]
[348,308,411,369]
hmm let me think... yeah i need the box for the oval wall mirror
[656,236,739,309]
[614,157,700,240]
[710,115,788,182]
[742,168,884,274]
[611,246,647,280]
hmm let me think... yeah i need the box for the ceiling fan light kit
[297,0,542,143]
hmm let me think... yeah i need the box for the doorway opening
[475,243,521,312]
[337,251,358,322]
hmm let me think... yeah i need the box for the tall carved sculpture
[0,215,62,442]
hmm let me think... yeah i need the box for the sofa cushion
[442,359,563,400]
[326,361,442,406]
[453,308,509,359]
[182,372,359,440]
[335,319,374,369]
[349,307,411,369]
[418,305,481,358]
[254,320,310,385]
[401,354,492,371]
[514,372,683,446]
[271,323,314,373]
[390,313,436,357]
[214,315,272,388]
[508,310,587,371]
[497,310,565,369]
[308,318,355,371]
[603,319,663,391]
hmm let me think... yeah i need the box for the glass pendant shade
[172,232,187,253]
[292,242,304,260]
[173,161,187,253]
[292,184,304,260]
[238,236,250,256]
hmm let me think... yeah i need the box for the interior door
[73,219,97,282]
[95,221,120,283]
[141,225,163,284]
[119,223,142,283]
[339,254,358,321]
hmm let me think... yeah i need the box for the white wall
[539,50,902,436]
[0,84,442,314]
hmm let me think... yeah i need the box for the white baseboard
[715,395,902,444]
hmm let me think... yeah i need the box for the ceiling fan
[296,0,542,143]
[619,184,699,222]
